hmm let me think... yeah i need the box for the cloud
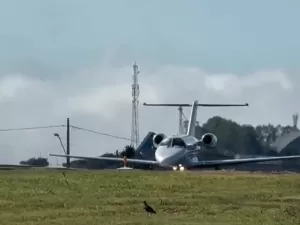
[0,63,299,164]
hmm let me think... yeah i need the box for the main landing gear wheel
[172,164,185,171]
[214,166,221,170]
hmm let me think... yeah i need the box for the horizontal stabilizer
[143,103,249,107]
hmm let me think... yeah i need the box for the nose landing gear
[172,164,185,171]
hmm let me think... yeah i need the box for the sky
[0,0,299,164]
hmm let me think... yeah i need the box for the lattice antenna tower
[131,62,140,148]
[293,113,298,128]
[178,108,199,134]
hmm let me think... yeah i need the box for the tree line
[200,116,298,156]
[20,116,300,170]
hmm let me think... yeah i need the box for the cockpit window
[159,138,172,147]
[181,136,198,145]
[171,138,186,147]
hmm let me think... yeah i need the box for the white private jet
[49,100,300,171]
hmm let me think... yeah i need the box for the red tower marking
[123,156,127,167]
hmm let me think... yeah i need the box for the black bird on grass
[143,200,156,215]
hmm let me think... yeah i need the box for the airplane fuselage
[154,135,199,167]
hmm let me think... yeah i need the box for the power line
[0,123,133,142]
[70,125,131,141]
[0,125,65,132]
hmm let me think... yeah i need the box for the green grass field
[0,169,300,225]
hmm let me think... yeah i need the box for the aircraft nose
[154,147,166,163]
[155,147,185,165]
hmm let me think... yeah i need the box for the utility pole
[66,117,70,168]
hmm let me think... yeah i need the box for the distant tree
[202,116,265,155]
[120,145,135,158]
[255,124,278,146]
[20,157,49,167]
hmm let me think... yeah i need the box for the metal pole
[58,136,66,154]
[66,118,70,168]
[178,106,183,134]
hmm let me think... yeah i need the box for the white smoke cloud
[0,63,299,164]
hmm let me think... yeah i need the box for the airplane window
[172,138,186,147]
[159,138,172,147]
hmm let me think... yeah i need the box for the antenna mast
[131,62,140,148]
[293,113,298,129]
[178,106,184,134]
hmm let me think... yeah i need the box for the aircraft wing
[187,155,300,169]
[49,153,160,165]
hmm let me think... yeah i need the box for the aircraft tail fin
[187,101,198,136]
[143,101,249,137]
[135,132,156,160]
